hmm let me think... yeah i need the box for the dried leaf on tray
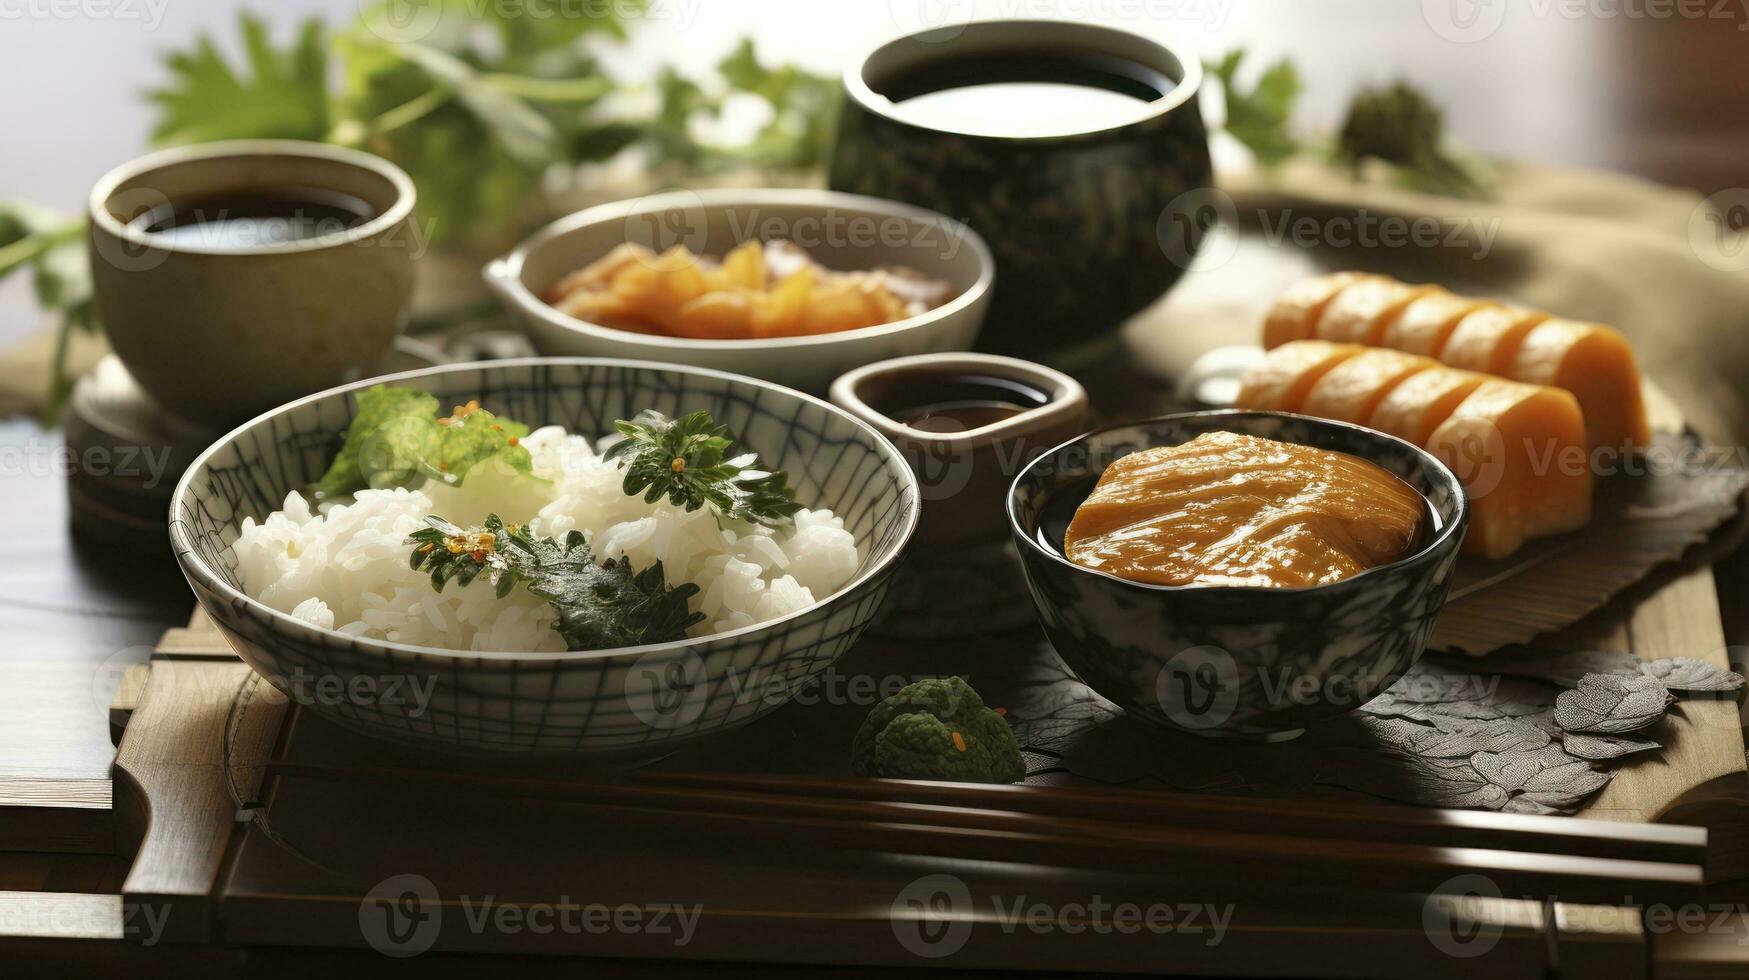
[1470,743,1587,793]
[1519,761,1614,809]
[1002,659,1123,759]
[1502,796,1565,815]
[1359,664,1554,724]
[1006,648,1699,818]
[1357,714,1551,758]
[1559,732,1661,760]
[1554,673,1674,733]
[1472,649,1746,694]
[1369,699,1554,725]
[1317,748,1509,810]
[1432,429,1749,655]
[1640,657,1746,693]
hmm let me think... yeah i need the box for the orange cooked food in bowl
[543,240,954,340]
[1063,431,1426,588]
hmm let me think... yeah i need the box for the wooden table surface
[4,6,1749,976]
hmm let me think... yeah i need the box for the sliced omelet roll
[1380,289,1491,358]
[1236,340,1364,413]
[1314,278,1437,346]
[1262,271,1369,349]
[1300,349,1433,425]
[1425,381,1592,560]
[1367,367,1488,448]
[1261,273,1651,452]
[1509,319,1652,452]
[1439,305,1551,375]
[1238,342,1594,559]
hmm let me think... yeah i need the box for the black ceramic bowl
[1008,411,1469,739]
[828,20,1213,361]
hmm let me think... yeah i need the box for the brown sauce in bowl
[1061,431,1429,589]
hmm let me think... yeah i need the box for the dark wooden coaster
[62,356,219,539]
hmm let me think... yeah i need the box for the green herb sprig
[604,409,802,529]
[1205,50,1302,167]
[1334,81,1490,199]
[1204,49,1493,200]
[150,12,835,246]
[409,513,703,651]
[0,202,98,421]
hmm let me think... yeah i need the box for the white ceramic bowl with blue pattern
[484,189,994,395]
[170,359,919,759]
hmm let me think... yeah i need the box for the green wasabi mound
[851,677,1025,784]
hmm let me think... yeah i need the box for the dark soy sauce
[870,372,1053,433]
[130,187,376,248]
[880,52,1172,138]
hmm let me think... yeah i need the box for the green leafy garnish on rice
[309,385,536,499]
[409,514,704,651]
[604,409,802,529]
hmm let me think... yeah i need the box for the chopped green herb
[409,514,703,651]
[603,409,801,529]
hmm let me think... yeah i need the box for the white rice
[233,425,861,652]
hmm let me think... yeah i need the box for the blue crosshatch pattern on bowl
[170,359,919,757]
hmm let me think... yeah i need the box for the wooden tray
[97,585,1745,974]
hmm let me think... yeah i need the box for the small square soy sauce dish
[831,353,1087,635]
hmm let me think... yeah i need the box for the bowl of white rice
[170,359,918,758]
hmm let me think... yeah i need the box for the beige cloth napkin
[1124,159,1749,445]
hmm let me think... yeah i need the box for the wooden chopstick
[640,769,1709,867]
[260,760,1702,905]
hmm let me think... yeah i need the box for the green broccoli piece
[851,677,1024,784]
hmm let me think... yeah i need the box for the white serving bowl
[484,189,994,394]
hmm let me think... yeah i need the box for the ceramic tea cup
[829,20,1214,362]
[88,140,418,426]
